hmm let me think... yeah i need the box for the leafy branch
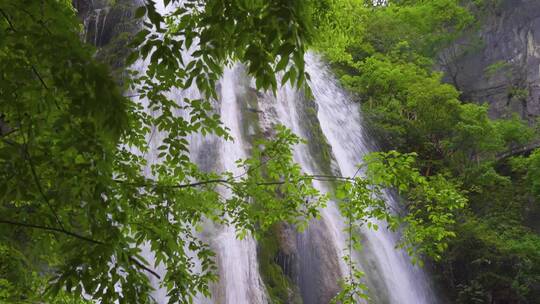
[116,174,356,190]
[0,219,161,279]
[0,219,103,245]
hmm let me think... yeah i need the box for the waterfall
[305,53,437,304]
[133,2,437,299]
[133,1,269,302]
[258,69,345,304]
[253,52,438,303]
[136,54,438,302]
[133,58,269,302]
[134,59,208,304]
[212,66,269,304]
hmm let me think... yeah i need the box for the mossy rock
[258,225,303,304]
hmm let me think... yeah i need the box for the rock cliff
[440,0,540,121]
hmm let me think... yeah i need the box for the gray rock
[439,0,540,121]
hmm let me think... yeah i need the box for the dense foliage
[4,0,538,303]
[314,0,540,303]
[0,0,323,301]
[0,0,467,303]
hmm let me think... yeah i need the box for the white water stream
[306,53,437,304]
[138,56,438,303]
[132,2,438,300]
[213,66,268,303]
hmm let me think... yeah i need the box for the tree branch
[173,179,229,188]
[31,65,49,90]
[0,219,161,279]
[0,219,103,245]
[0,116,17,138]
[22,139,65,231]
[0,8,16,32]
[15,4,51,35]
[117,174,356,190]
[128,257,161,279]
[0,8,51,93]
[496,140,540,161]
[0,128,18,138]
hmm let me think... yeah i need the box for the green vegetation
[2,0,538,303]
[2,0,456,303]
[0,0,321,302]
[314,0,540,303]
[257,225,303,304]
[333,151,467,303]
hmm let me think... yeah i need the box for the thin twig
[0,219,103,245]
[231,137,286,180]
[0,8,16,32]
[19,114,64,230]
[31,65,49,89]
[171,178,230,188]
[25,149,65,230]
[310,174,355,181]
[352,166,362,179]
[128,257,161,279]
[348,205,353,279]
[116,174,354,190]
[0,219,161,279]
[16,5,51,34]
[0,128,18,137]
[1,8,52,97]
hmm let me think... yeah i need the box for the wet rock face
[296,220,342,304]
[73,0,139,82]
[256,87,343,304]
[274,223,300,279]
[74,0,113,46]
[441,0,540,120]
[74,0,138,47]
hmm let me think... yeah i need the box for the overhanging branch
[128,257,161,279]
[496,140,540,161]
[0,219,103,245]
[116,174,356,190]
[0,219,161,279]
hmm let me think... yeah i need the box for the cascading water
[254,52,438,304]
[133,2,437,300]
[212,66,269,304]
[305,53,437,304]
[137,55,438,303]
[258,72,345,304]
[135,65,268,304]
[135,0,269,302]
